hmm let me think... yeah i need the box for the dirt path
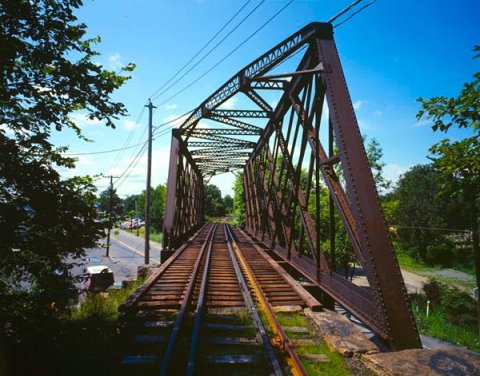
[405,268,476,293]
[352,268,474,294]
[401,270,429,294]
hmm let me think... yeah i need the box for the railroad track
[118,222,318,375]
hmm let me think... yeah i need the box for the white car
[84,265,114,292]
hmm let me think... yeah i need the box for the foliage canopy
[0,0,133,341]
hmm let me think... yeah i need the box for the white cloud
[353,100,366,110]
[57,154,95,179]
[384,163,410,186]
[219,97,236,109]
[373,110,382,117]
[210,172,235,197]
[164,103,177,111]
[123,119,137,130]
[413,119,430,128]
[104,145,172,197]
[162,113,189,128]
[358,119,374,133]
[108,53,123,69]
[70,112,102,129]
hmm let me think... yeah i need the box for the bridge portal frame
[162,22,421,351]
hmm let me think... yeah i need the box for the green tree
[380,192,399,225]
[394,165,452,263]
[151,184,166,231]
[0,0,133,343]
[98,188,123,225]
[323,136,391,277]
[122,194,140,216]
[417,46,480,292]
[365,137,391,191]
[233,173,245,226]
[204,184,225,218]
[223,194,233,214]
[137,184,166,231]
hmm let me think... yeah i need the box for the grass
[71,278,144,321]
[276,312,309,327]
[413,305,480,352]
[7,279,146,376]
[396,251,476,291]
[125,228,163,243]
[297,343,352,376]
[396,251,433,273]
[267,311,351,375]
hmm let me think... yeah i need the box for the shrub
[441,287,477,327]
[422,278,445,306]
[422,278,477,329]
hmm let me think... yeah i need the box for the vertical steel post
[163,130,181,250]
[316,31,421,349]
[328,119,336,271]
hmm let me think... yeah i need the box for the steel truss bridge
[162,22,421,350]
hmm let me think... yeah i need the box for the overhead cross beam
[162,22,421,351]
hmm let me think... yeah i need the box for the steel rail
[120,224,209,312]
[185,223,218,376]
[158,223,217,376]
[224,224,284,376]
[226,225,308,376]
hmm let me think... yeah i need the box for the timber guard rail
[162,22,422,350]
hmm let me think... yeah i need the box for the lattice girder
[162,22,420,350]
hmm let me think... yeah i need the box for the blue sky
[52,0,480,197]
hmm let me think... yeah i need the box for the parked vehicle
[119,219,144,230]
[84,265,114,292]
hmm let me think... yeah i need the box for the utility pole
[144,99,156,265]
[105,175,119,257]
[135,199,139,237]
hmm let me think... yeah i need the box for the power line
[63,110,193,156]
[114,141,148,185]
[332,0,378,29]
[390,225,471,234]
[111,110,192,189]
[155,0,294,107]
[328,0,363,24]
[152,0,265,102]
[106,107,146,175]
[64,142,145,156]
[149,0,253,100]
[153,109,193,132]
[115,148,147,189]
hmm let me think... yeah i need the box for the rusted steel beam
[163,129,204,250]
[187,133,256,144]
[190,146,251,155]
[163,131,181,250]
[161,21,420,350]
[187,140,256,148]
[180,22,322,134]
[250,62,324,81]
[243,89,273,113]
[315,34,420,349]
[210,109,269,118]
[207,114,262,132]
[188,128,261,136]
[250,80,287,90]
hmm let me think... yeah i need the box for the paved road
[71,229,160,286]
